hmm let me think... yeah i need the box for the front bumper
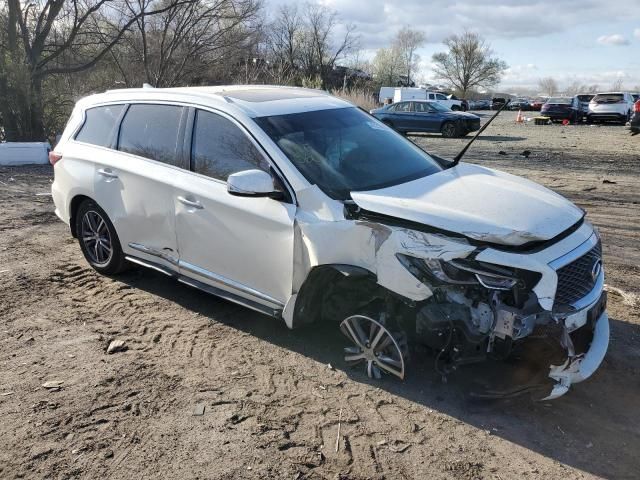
[543,309,609,400]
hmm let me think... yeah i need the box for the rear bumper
[588,112,626,121]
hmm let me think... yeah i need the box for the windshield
[255,107,442,200]
[547,97,572,104]
[428,102,450,112]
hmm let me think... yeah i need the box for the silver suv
[588,92,635,124]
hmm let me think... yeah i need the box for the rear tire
[75,199,128,275]
[451,105,461,111]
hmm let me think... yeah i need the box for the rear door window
[75,105,124,147]
[118,104,184,167]
[191,110,269,181]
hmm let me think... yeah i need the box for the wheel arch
[68,194,95,238]
[287,264,379,329]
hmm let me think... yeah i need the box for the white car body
[392,88,463,110]
[51,85,608,399]
[588,92,635,123]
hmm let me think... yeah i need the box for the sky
[270,0,640,92]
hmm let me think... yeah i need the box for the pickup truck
[392,88,464,110]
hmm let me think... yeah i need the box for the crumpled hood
[351,163,584,246]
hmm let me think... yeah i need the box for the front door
[173,109,295,311]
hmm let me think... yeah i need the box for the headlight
[396,254,519,290]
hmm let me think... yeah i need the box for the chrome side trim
[125,256,175,277]
[124,254,281,317]
[548,233,599,270]
[128,242,179,265]
[177,260,283,309]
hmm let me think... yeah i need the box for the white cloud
[634,28,640,40]
[597,34,629,46]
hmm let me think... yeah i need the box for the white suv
[51,86,608,399]
[587,92,635,124]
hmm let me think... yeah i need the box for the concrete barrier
[0,142,51,166]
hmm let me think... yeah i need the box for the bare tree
[393,27,425,86]
[0,0,199,141]
[431,31,507,97]
[611,78,624,91]
[264,2,357,88]
[565,81,600,95]
[537,77,558,96]
[118,0,261,87]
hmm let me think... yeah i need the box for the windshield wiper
[446,99,511,169]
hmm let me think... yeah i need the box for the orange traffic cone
[516,110,524,123]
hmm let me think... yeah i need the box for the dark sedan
[371,101,481,138]
[541,97,580,123]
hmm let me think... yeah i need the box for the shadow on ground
[116,267,639,480]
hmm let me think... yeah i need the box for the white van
[50,85,608,399]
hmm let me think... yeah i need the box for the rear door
[172,108,295,311]
[93,103,187,269]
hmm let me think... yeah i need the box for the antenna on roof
[142,83,154,89]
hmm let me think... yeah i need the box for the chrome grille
[554,241,602,307]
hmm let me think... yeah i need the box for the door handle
[177,196,204,209]
[98,168,118,179]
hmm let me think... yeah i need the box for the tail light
[49,151,62,166]
[634,100,640,113]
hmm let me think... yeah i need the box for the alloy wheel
[80,210,113,266]
[340,315,406,380]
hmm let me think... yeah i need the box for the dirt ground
[1,113,639,480]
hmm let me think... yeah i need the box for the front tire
[75,199,128,275]
[441,122,458,138]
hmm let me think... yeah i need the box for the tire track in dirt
[47,261,225,368]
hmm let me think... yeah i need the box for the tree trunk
[28,76,47,141]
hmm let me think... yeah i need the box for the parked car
[587,92,635,124]
[508,98,530,111]
[470,99,491,110]
[630,99,640,134]
[529,98,545,111]
[575,94,595,121]
[541,96,580,123]
[370,100,480,137]
[491,97,508,110]
[50,85,609,400]
[443,93,469,111]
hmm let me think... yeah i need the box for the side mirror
[227,169,283,199]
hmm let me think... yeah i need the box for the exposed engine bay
[289,189,610,401]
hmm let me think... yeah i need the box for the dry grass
[331,88,378,111]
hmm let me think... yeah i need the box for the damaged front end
[331,206,609,400]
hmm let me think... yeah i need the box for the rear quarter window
[75,105,124,147]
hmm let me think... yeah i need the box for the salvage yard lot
[1,114,639,479]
